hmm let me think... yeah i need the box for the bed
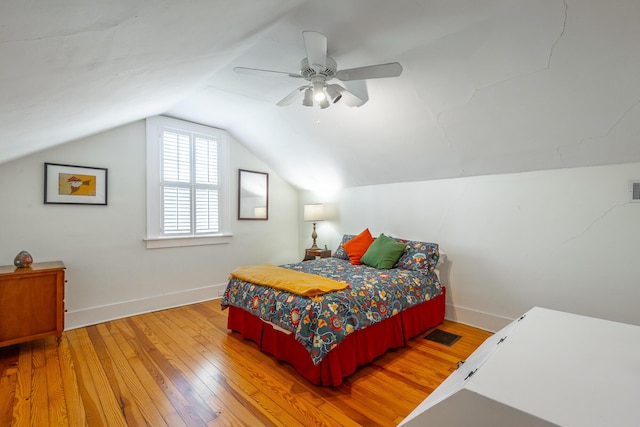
[221,233,445,386]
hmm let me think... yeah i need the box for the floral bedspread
[221,257,442,365]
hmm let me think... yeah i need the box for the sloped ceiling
[2,0,640,191]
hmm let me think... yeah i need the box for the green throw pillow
[360,234,406,269]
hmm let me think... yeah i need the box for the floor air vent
[425,329,462,346]
[633,181,640,202]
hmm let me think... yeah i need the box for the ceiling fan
[234,30,403,109]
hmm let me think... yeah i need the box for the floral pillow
[333,234,355,260]
[393,238,440,272]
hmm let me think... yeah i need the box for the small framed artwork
[44,163,108,205]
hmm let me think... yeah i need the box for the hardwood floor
[0,300,492,426]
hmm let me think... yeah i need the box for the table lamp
[303,203,324,249]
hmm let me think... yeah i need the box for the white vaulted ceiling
[2,0,640,191]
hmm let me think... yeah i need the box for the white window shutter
[194,136,218,185]
[146,116,230,247]
[195,188,219,233]
[160,128,221,235]
[162,131,191,182]
[163,186,191,234]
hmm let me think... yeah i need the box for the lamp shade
[303,204,324,222]
[326,84,343,103]
[302,88,313,106]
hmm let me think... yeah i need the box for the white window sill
[144,234,233,249]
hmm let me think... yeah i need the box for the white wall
[302,163,640,331]
[4,119,638,334]
[0,120,299,329]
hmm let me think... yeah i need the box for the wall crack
[465,0,568,107]
[547,0,568,69]
[560,202,629,245]
[577,97,640,147]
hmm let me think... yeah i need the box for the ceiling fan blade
[302,31,327,72]
[334,84,365,107]
[234,66,302,79]
[336,62,403,81]
[276,85,309,106]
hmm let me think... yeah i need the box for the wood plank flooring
[0,300,492,426]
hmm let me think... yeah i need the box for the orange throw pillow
[343,228,375,265]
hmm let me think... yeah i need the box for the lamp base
[310,222,319,249]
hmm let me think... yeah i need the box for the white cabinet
[399,307,640,427]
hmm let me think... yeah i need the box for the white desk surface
[400,307,640,427]
[467,307,640,426]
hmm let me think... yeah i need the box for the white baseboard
[66,285,511,334]
[445,303,514,332]
[65,283,227,330]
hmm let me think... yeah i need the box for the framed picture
[44,163,108,205]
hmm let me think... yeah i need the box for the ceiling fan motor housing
[300,57,337,80]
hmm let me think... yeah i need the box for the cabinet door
[0,273,58,343]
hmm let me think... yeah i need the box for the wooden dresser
[0,261,65,347]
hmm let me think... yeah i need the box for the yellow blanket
[230,263,349,297]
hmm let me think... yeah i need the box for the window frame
[145,116,232,249]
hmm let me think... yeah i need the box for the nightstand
[303,248,331,261]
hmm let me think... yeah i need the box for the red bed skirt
[226,287,446,386]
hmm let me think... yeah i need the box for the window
[146,116,231,248]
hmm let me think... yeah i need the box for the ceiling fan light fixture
[319,98,330,109]
[326,84,343,103]
[302,88,314,106]
[234,31,403,109]
[312,77,326,102]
